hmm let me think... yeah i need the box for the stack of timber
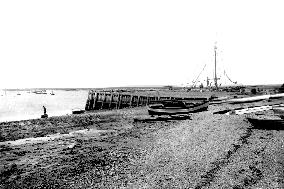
[85,91,208,111]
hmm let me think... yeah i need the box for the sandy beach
[0,96,284,188]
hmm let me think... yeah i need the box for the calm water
[0,90,89,122]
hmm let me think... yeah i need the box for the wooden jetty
[85,90,208,111]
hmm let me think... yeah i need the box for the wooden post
[109,93,113,109]
[85,91,90,110]
[114,93,119,109]
[85,99,90,111]
[118,94,122,109]
[129,95,133,107]
[148,97,152,104]
[116,94,119,109]
[146,96,149,105]
[141,96,144,106]
[93,92,98,110]
[101,92,106,109]
[137,96,139,106]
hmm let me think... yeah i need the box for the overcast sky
[0,0,283,89]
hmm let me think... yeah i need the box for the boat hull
[227,93,284,104]
[247,117,284,130]
[272,107,284,115]
[148,101,209,116]
[41,114,48,118]
[72,109,85,114]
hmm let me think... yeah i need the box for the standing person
[43,106,46,115]
[41,106,48,118]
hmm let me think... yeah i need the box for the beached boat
[269,93,284,99]
[148,100,209,116]
[227,93,284,104]
[50,91,55,95]
[72,109,85,114]
[227,95,270,104]
[41,114,48,118]
[247,117,284,129]
[272,106,284,116]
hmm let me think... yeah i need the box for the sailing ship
[191,43,238,90]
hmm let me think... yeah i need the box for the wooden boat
[41,114,48,118]
[227,93,284,104]
[247,117,284,130]
[269,93,284,99]
[227,95,270,104]
[72,109,85,114]
[148,100,209,116]
[50,91,55,95]
[272,106,284,116]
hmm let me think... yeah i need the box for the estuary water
[0,90,89,122]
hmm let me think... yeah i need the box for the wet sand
[0,98,284,188]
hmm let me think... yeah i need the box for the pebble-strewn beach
[0,98,283,188]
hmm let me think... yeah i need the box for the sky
[0,0,283,89]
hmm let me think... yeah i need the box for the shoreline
[0,110,73,124]
[1,97,284,188]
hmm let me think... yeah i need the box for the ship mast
[214,44,218,89]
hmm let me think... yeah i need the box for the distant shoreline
[1,83,282,91]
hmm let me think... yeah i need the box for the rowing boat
[272,106,284,116]
[72,109,85,114]
[148,100,209,116]
[247,117,284,130]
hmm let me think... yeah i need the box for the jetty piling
[85,91,208,111]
